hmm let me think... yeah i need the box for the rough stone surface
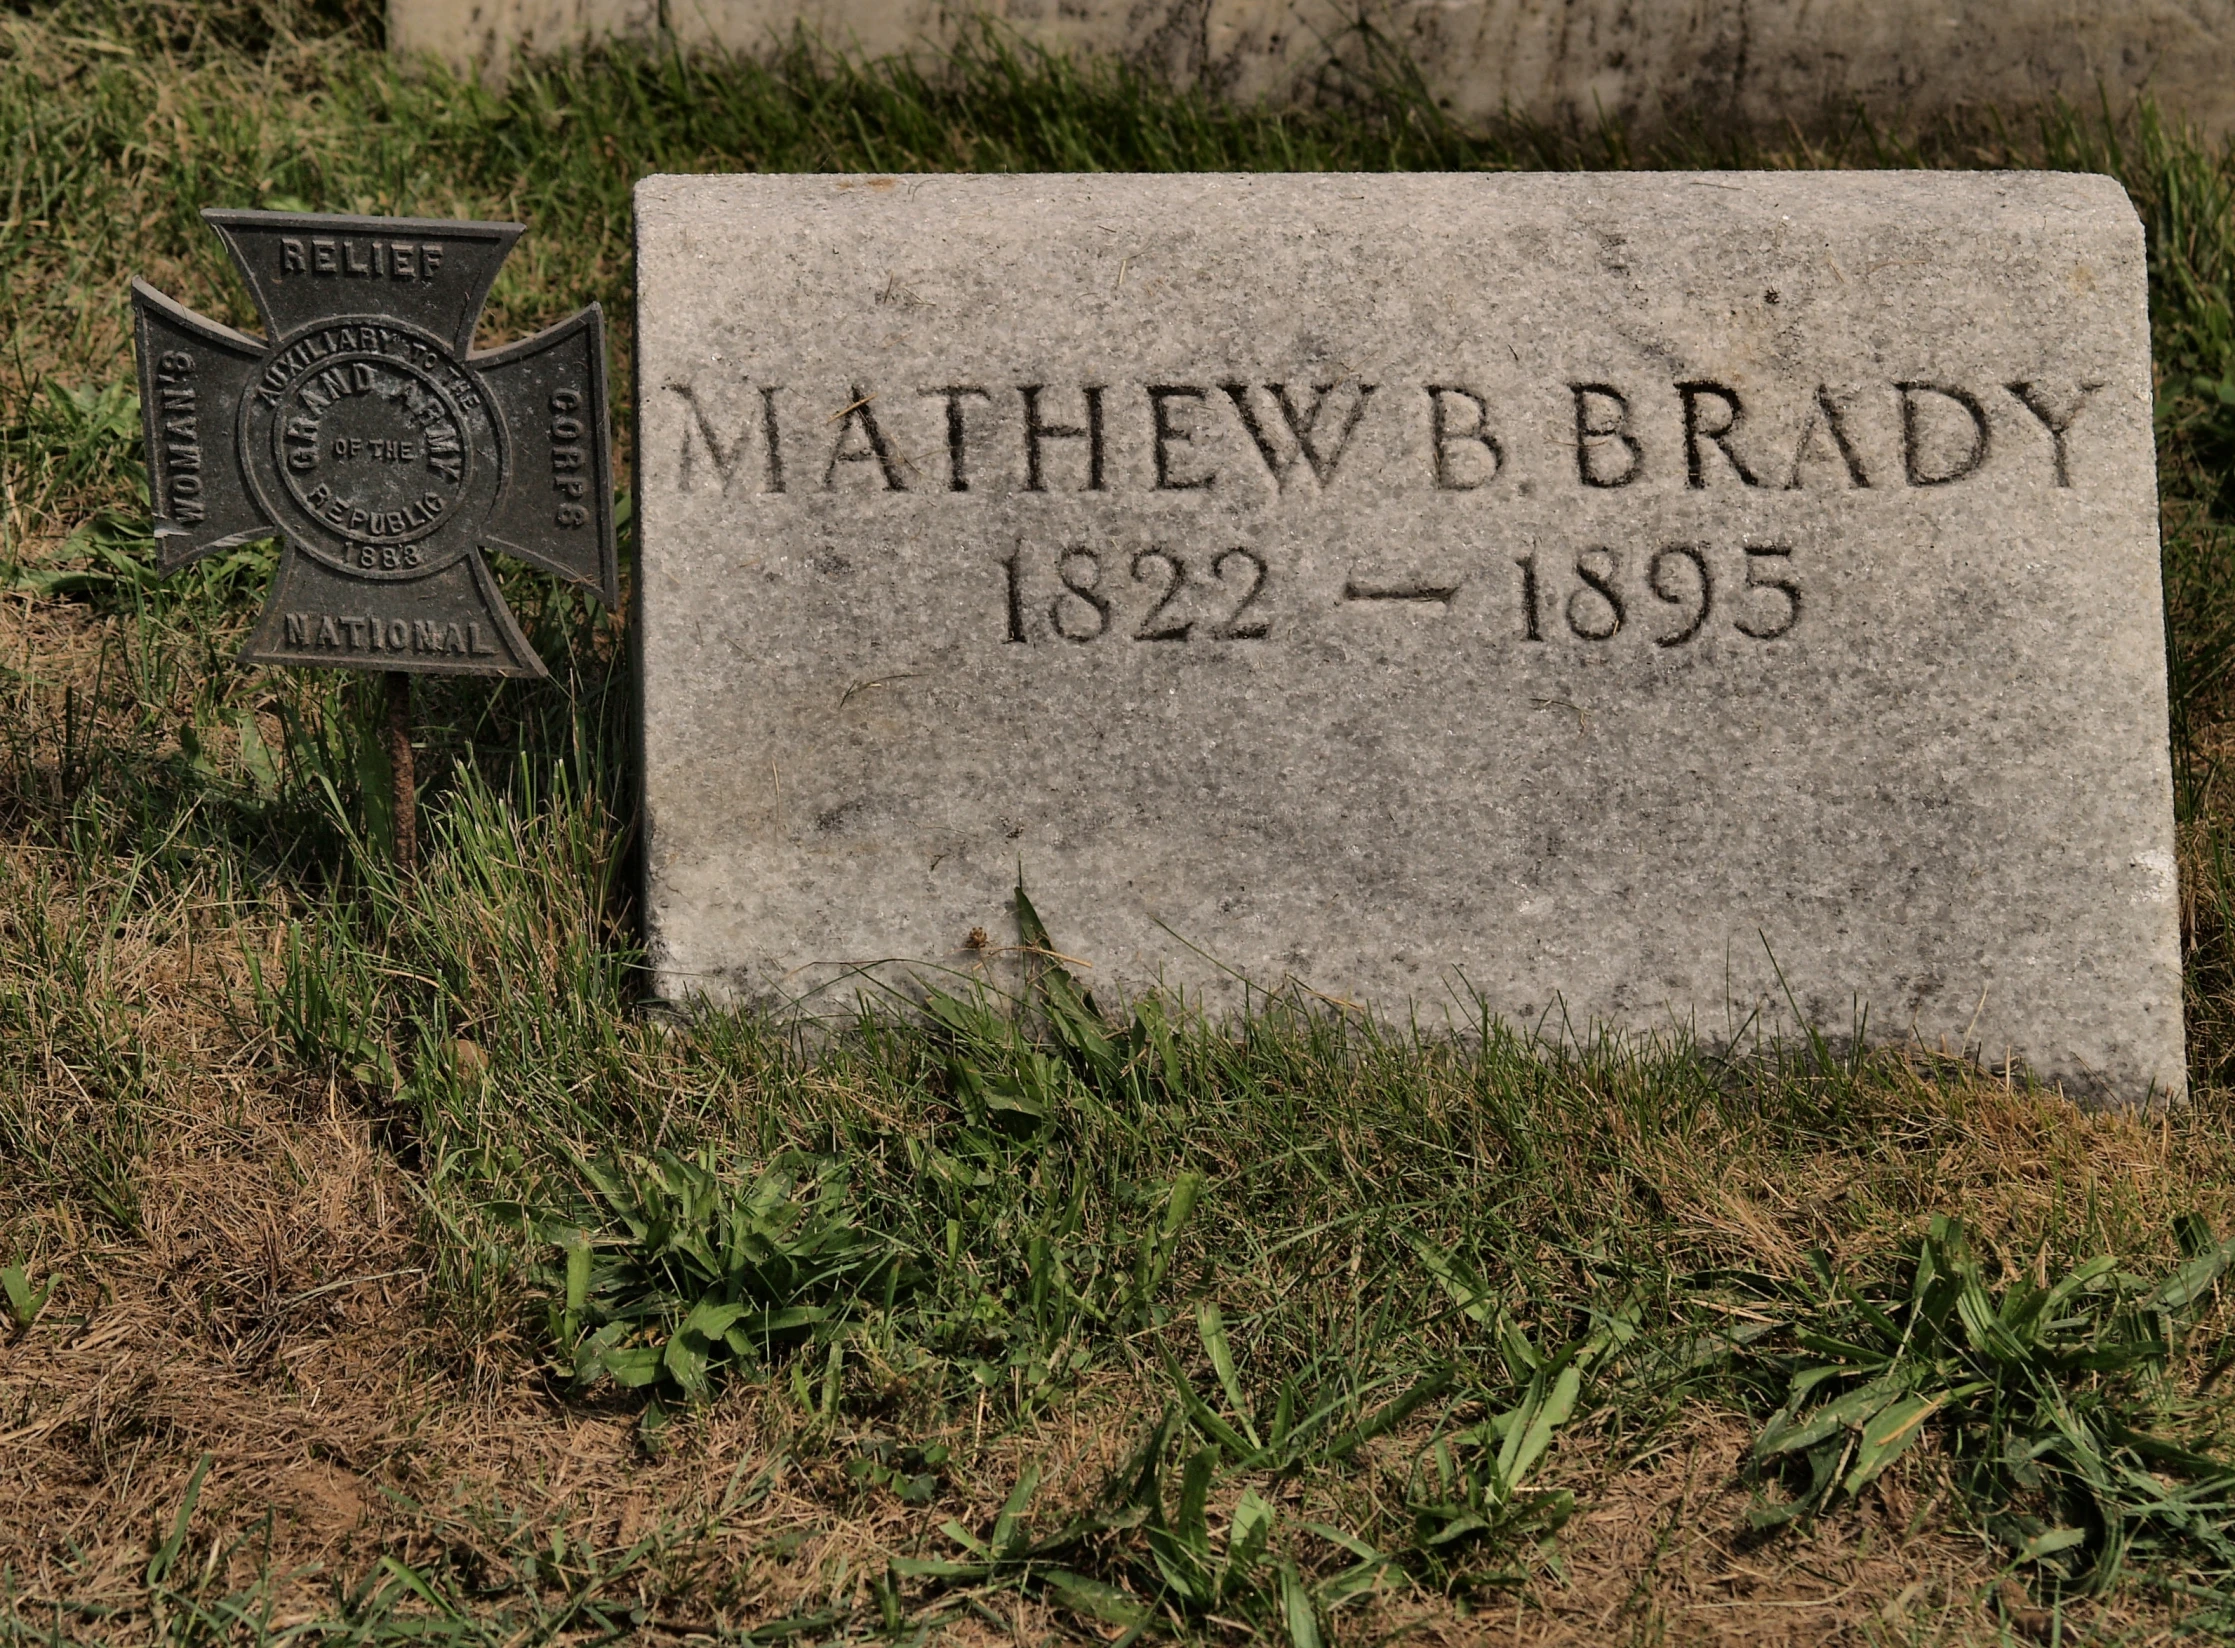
[394,0,2235,143]
[634,171,2182,1102]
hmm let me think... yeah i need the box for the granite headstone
[633,171,2182,1102]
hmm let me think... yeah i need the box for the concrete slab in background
[392,0,2235,141]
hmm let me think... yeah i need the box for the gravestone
[634,171,2183,1103]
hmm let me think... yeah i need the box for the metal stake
[384,670,417,877]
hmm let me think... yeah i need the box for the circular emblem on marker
[274,352,470,545]
[240,317,505,581]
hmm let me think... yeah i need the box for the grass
[3,0,2235,1641]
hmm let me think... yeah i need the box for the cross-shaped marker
[130,209,616,679]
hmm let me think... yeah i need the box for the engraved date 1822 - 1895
[995,539,1802,647]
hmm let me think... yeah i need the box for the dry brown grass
[1,677,2228,1639]
[7,994,2229,1641]
[1,1252,2198,1645]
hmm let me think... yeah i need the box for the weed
[548,1148,893,1402]
[1743,1215,2235,1598]
[0,1257,52,1338]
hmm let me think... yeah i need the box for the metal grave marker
[131,209,617,679]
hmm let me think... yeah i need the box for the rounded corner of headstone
[2104,1066,2190,1114]
[2146,1037,2193,1112]
[2054,169,2148,237]
[2069,1041,2189,1113]
[2150,1074,2194,1113]
[645,958,743,1021]
[632,174,684,213]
